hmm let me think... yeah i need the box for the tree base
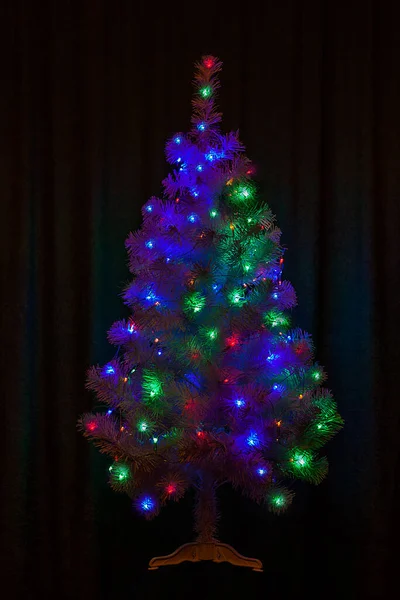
[148,541,263,572]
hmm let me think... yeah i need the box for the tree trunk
[194,475,218,543]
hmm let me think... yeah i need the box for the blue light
[197,122,206,131]
[157,350,162,356]
[174,136,181,144]
[247,432,260,447]
[212,284,218,291]
[188,213,198,223]
[176,157,182,163]
[105,365,115,375]
[205,151,216,162]
[146,205,153,213]
[107,409,113,415]
[267,353,279,361]
[191,189,199,197]
[145,240,154,249]
[127,323,135,334]
[140,496,155,512]
[257,467,267,476]
[273,385,279,390]
[287,335,292,341]
[272,293,278,299]
[235,399,245,407]
[196,164,203,172]
[166,257,171,263]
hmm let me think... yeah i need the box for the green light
[247,218,252,223]
[210,209,218,218]
[184,292,206,314]
[272,495,285,507]
[138,421,148,432]
[234,185,253,201]
[313,371,321,380]
[110,463,130,482]
[200,86,212,98]
[264,310,290,329]
[152,436,158,443]
[291,450,311,469]
[228,288,246,305]
[244,264,251,272]
[208,328,218,340]
[143,370,163,400]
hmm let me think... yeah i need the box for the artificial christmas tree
[79,56,343,571]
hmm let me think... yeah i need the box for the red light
[203,57,214,69]
[87,421,97,432]
[280,258,284,264]
[192,352,200,360]
[197,431,206,439]
[227,333,239,347]
[175,197,180,203]
[223,378,229,384]
[166,483,176,495]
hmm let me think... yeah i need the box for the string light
[197,122,206,131]
[257,468,267,476]
[210,209,218,218]
[138,421,148,432]
[146,205,153,212]
[145,240,154,249]
[166,483,176,495]
[247,432,260,447]
[174,136,181,144]
[235,398,245,407]
[203,57,214,68]
[200,85,212,98]
[105,365,115,375]
[140,496,155,512]
[196,164,203,172]
[188,213,198,223]
[86,421,97,432]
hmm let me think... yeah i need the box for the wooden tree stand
[149,540,263,571]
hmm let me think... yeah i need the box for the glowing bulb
[146,205,153,212]
[273,385,279,391]
[145,240,154,249]
[210,209,217,218]
[166,483,176,495]
[272,293,278,299]
[152,436,158,443]
[174,136,181,144]
[176,157,182,163]
[157,350,162,356]
[196,164,203,172]
[188,213,198,223]
[244,264,251,272]
[257,468,267,476]
[86,421,97,432]
[247,432,259,447]
[197,122,206,131]
[200,86,212,98]
[317,423,322,429]
[205,151,216,162]
[107,409,113,415]
[313,371,321,380]
[203,57,214,68]
[140,496,154,512]
[272,495,285,507]
[235,399,245,407]
[208,329,218,340]
[138,421,148,432]
[105,365,115,375]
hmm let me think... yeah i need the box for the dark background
[1,1,399,598]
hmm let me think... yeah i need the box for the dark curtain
[1,1,399,598]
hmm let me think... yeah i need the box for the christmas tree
[79,56,343,571]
